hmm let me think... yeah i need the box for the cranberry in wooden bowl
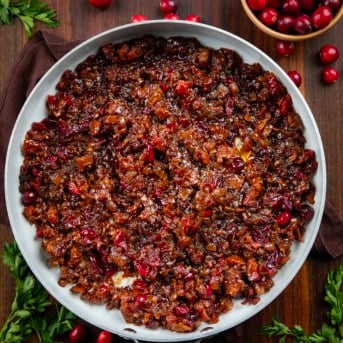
[5,21,326,342]
[242,0,343,40]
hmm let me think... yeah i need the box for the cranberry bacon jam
[19,36,317,332]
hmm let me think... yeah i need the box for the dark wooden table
[1,1,343,342]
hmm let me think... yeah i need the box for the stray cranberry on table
[164,13,180,19]
[159,0,177,14]
[88,0,111,8]
[131,14,148,22]
[185,14,201,22]
[319,44,340,64]
[276,40,295,56]
[69,323,86,343]
[287,70,302,87]
[321,66,339,84]
[96,330,113,343]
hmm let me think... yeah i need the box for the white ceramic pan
[5,20,326,342]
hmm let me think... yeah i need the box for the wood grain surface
[0,1,343,342]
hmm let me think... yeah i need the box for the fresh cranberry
[69,323,86,343]
[276,40,295,56]
[299,0,315,11]
[131,14,148,22]
[96,330,113,343]
[185,14,201,22]
[231,157,245,174]
[320,0,342,12]
[281,0,301,15]
[88,0,111,9]
[23,191,37,204]
[247,0,267,11]
[267,0,282,6]
[164,13,180,19]
[276,210,291,226]
[159,0,177,14]
[259,7,279,26]
[319,44,340,64]
[321,66,339,83]
[312,5,333,29]
[299,204,314,221]
[287,70,302,87]
[293,14,313,34]
[276,15,295,33]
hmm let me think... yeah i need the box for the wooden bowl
[241,0,343,41]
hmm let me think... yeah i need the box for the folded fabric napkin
[1,30,343,259]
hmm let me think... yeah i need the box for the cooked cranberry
[320,0,342,11]
[259,7,279,26]
[231,157,245,174]
[23,191,37,204]
[69,323,86,343]
[276,210,291,227]
[114,230,126,247]
[319,44,340,64]
[185,14,201,22]
[247,0,267,11]
[145,144,154,163]
[133,279,148,290]
[133,294,147,309]
[276,15,295,33]
[80,228,97,245]
[279,94,291,116]
[47,95,56,105]
[134,260,150,277]
[175,80,192,96]
[164,13,180,19]
[303,148,315,161]
[293,14,313,34]
[299,0,315,11]
[287,70,302,87]
[131,14,148,22]
[175,304,190,316]
[267,0,282,6]
[159,0,177,14]
[321,66,339,83]
[88,0,111,8]
[312,5,333,29]
[276,40,295,56]
[281,0,301,15]
[299,204,314,221]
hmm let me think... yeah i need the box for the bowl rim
[5,19,327,342]
[241,0,343,41]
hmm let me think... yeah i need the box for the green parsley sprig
[0,241,76,343]
[0,0,59,38]
[261,264,343,343]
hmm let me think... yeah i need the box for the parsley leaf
[0,241,76,343]
[0,0,59,37]
[261,264,343,343]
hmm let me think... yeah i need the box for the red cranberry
[276,15,295,33]
[96,330,113,343]
[299,0,315,11]
[247,0,267,11]
[175,304,190,316]
[276,40,295,56]
[133,294,147,309]
[159,0,177,14]
[131,14,148,22]
[145,144,154,163]
[279,94,291,116]
[299,204,314,221]
[133,279,148,290]
[281,0,301,15]
[312,5,333,29]
[287,70,302,87]
[267,0,282,6]
[320,0,342,12]
[69,323,86,343]
[164,13,180,19]
[293,14,313,34]
[175,80,192,96]
[231,157,245,174]
[185,14,201,22]
[88,0,111,9]
[23,191,37,204]
[134,260,150,277]
[276,210,291,226]
[321,66,339,83]
[319,44,340,64]
[259,7,279,26]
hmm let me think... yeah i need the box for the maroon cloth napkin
[1,30,343,259]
